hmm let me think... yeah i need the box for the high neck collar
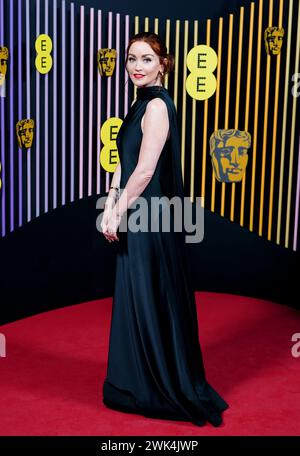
[136,85,166,100]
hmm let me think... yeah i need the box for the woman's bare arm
[105,99,136,208]
[113,97,169,218]
[105,161,121,208]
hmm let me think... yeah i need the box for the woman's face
[126,41,165,88]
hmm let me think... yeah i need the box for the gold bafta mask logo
[209,129,251,183]
[16,119,35,149]
[264,27,284,55]
[97,48,117,77]
[0,46,9,86]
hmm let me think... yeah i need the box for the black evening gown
[102,85,229,427]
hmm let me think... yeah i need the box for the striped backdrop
[0,0,299,250]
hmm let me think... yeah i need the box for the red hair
[125,32,175,83]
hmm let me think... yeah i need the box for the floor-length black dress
[102,85,229,427]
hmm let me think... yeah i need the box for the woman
[101,32,229,427]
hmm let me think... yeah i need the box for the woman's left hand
[103,209,121,242]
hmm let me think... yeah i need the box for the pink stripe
[88,8,94,196]
[124,15,129,116]
[97,9,102,195]
[115,13,120,118]
[79,5,84,198]
[106,12,113,192]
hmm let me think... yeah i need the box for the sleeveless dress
[102,85,229,427]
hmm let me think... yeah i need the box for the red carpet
[0,292,299,436]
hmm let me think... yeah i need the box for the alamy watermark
[0,333,6,357]
[291,333,300,358]
[291,73,300,97]
[96,191,205,244]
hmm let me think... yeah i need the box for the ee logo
[100,117,123,172]
[35,34,53,74]
[186,45,218,100]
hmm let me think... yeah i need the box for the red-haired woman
[101,32,229,428]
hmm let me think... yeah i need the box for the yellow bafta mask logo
[209,129,251,183]
[264,27,284,55]
[97,48,117,77]
[16,119,35,149]
[0,46,9,86]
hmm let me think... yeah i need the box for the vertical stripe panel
[96,9,102,195]
[61,0,66,205]
[18,0,23,226]
[9,0,14,232]
[278,0,295,245]
[44,0,49,212]
[88,7,94,196]
[181,21,188,186]
[35,0,40,216]
[115,13,120,119]
[240,3,254,226]
[267,0,284,240]
[53,0,57,208]
[26,0,31,221]
[124,14,129,116]
[230,7,244,222]
[249,0,263,231]
[285,1,300,247]
[0,0,5,235]
[220,14,233,217]
[79,5,84,198]
[210,18,223,213]
[189,20,198,203]
[293,133,300,250]
[106,11,112,192]
[70,2,75,201]
[258,0,273,236]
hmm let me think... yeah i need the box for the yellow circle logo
[100,117,123,172]
[186,45,218,100]
[35,34,53,74]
